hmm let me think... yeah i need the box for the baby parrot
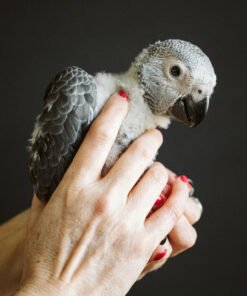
[28,39,217,201]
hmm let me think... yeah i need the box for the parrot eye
[170,66,181,77]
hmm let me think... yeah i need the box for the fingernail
[189,186,195,197]
[162,184,172,197]
[188,178,194,186]
[177,175,191,190]
[191,197,203,215]
[153,249,167,261]
[160,237,167,245]
[118,89,129,100]
[179,175,189,183]
[154,194,165,206]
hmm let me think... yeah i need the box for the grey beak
[169,95,208,127]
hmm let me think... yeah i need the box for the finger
[164,174,194,197]
[184,197,203,225]
[128,162,168,218]
[161,183,172,198]
[149,236,171,262]
[145,177,189,243]
[164,167,177,184]
[164,170,194,193]
[105,129,163,197]
[65,92,129,184]
[139,239,172,280]
[28,195,45,231]
[168,215,197,257]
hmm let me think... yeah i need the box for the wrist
[15,280,75,296]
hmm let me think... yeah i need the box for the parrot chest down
[28,39,216,201]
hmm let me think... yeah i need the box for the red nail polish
[153,249,167,261]
[118,89,129,100]
[176,175,190,184]
[180,175,189,183]
[162,184,172,197]
[154,194,165,206]
[152,194,168,211]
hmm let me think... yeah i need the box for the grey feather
[28,66,97,201]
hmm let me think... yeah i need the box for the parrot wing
[28,66,97,201]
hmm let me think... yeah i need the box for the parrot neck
[94,69,171,132]
[121,67,172,130]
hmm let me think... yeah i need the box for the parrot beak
[168,95,208,128]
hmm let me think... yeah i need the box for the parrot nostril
[198,89,202,94]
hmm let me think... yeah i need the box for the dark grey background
[0,1,246,295]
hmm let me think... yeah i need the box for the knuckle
[151,129,164,145]
[136,142,156,162]
[181,228,197,249]
[134,130,163,162]
[149,163,168,186]
[168,205,184,223]
[145,129,163,148]
[190,210,201,224]
[65,168,87,187]
[60,190,80,215]
[93,124,114,143]
[62,183,80,206]
[175,186,190,204]
[93,195,114,218]
[190,198,203,223]
[191,229,198,246]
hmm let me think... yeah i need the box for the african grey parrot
[28,39,217,202]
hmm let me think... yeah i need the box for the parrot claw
[188,178,195,196]
[189,187,195,197]
[188,178,193,185]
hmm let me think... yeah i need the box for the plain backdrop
[0,1,246,295]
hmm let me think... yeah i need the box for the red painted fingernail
[153,249,167,261]
[152,194,168,211]
[180,175,189,183]
[154,194,165,206]
[176,175,192,189]
[162,184,172,197]
[118,89,129,100]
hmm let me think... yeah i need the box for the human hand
[140,169,203,278]
[17,92,190,296]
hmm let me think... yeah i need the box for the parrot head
[134,39,217,127]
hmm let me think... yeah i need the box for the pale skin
[0,93,202,296]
